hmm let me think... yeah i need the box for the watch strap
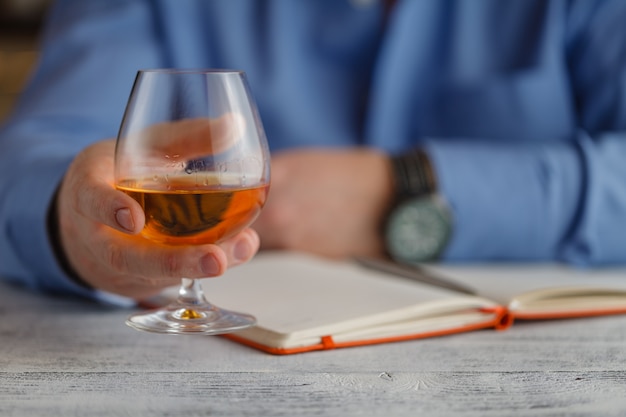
[390,149,436,201]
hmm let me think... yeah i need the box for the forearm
[427,130,626,265]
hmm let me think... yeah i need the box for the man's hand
[254,148,394,259]
[55,139,259,300]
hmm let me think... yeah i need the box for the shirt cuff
[425,138,583,262]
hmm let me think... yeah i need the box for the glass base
[126,302,256,335]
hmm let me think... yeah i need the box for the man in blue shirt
[1,0,626,303]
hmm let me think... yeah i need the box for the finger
[76,230,259,300]
[92,226,260,282]
[76,184,145,235]
[71,166,146,235]
[143,113,246,159]
[92,232,229,281]
[181,113,246,156]
[218,228,261,267]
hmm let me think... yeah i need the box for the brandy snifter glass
[115,69,270,334]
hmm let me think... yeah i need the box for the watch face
[386,196,451,263]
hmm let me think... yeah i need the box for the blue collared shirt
[2,0,626,298]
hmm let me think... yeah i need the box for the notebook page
[202,251,488,336]
[420,263,626,306]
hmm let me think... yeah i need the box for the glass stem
[177,278,208,306]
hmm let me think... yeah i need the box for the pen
[354,256,476,295]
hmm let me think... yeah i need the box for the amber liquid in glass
[116,177,268,245]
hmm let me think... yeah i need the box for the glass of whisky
[114,69,270,334]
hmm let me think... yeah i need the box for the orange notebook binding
[224,305,512,355]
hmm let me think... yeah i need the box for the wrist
[47,187,92,289]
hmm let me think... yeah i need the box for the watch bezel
[385,194,452,263]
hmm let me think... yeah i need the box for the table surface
[2,278,626,417]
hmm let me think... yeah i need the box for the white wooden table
[2,278,626,417]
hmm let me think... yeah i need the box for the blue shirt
[2,0,626,298]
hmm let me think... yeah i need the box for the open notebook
[156,251,626,355]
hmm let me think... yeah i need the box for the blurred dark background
[0,0,51,121]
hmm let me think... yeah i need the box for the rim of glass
[137,68,245,75]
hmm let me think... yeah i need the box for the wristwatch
[384,149,452,263]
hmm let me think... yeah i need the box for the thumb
[63,141,145,234]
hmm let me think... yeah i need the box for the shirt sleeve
[0,0,161,301]
[430,1,626,266]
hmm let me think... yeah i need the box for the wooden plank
[2,371,626,417]
[3,280,626,416]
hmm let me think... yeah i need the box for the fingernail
[115,208,134,232]
[201,254,220,276]
[234,238,253,262]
